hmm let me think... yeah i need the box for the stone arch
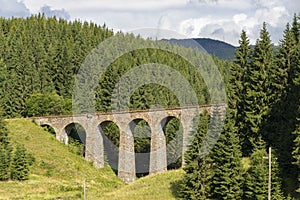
[40,123,57,135]
[129,118,152,177]
[160,116,184,170]
[98,121,120,175]
[63,122,86,157]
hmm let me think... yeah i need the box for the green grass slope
[101,170,184,200]
[0,119,123,199]
[0,119,183,200]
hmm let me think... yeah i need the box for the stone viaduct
[33,104,226,183]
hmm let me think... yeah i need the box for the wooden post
[84,179,86,200]
[268,147,271,200]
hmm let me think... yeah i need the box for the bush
[25,93,71,117]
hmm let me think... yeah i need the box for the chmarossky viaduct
[34,104,226,183]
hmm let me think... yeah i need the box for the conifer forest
[0,13,300,199]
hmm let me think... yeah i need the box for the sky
[0,0,299,46]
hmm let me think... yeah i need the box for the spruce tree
[0,114,12,181]
[0,144,10,180]
[292,40,300,194]
[233,30,251,111]
[11,144,30,181]
[291,14,299,43]
[210,109,244,200]
[233,30,251,156]
[180,111,213,200]
[261,22,300,196]
[241,22,275,156]
[293,117,300,193]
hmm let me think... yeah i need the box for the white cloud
[160,0,294,45]
[0,0,30,18]
[40,5,70,20]
[6,0,300,45]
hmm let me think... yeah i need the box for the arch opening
[98,121,120,175]
[161,116,183,170]
[130,119,151,178]
[64,123,86,157]
[41,124,56,135]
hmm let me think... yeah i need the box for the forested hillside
[0,14,113,118]
[0,12,300,200]
[180,16,300,199]
[0,14,231,119]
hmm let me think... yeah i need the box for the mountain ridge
[163,38,236,60]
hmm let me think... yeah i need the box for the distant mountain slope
[164,38,236,60]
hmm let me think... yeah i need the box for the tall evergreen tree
[291,14,300,43]
[292,25,300,193]
[293,116,300,193]
[233,30,251,156]
[241,22,275,156]
[210,109,244,200]
[233,30,251,111]
[180,112,213,200]
[11,144,30,181]
[261,22,300,196]
[0,115,11,181]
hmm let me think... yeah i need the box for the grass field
[0,119,183,199]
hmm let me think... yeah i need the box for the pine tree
[180,111,213,200]
[11,144,30,181]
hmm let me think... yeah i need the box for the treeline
[180,15,300,199]
[0,14,231,118]
[0,14,113,117]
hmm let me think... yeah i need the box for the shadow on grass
[170,179,184,199]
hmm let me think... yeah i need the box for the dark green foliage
[180,109,243,200]
[262,21,300,196]
[0,116,12,181]
[180,111,213,200]
[0,15,113,117]
[100,121,120,172]
[11,144,31,181]
[95,47,211,113]
[210,110,244,200]
[233,31,251,157]
[244,139,284,200]
[65,123,86,157]
[0,143,10,180]
[293,120,300,194]
[240,23,275,156]
[68,137,85,156]
[133,120,151,177]
[165,117,183,170]
[25,93,72,117]
[233,30,251,110]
